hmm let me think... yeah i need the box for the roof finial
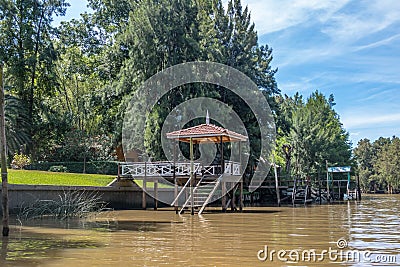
[206,110,210,125]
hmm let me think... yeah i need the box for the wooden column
[190,137,194,215]
[239,141,243,211]
[356,175,362,201]
[117,162,120,181]
[231,183,236,211]
[142,162,147,209]
[326,161,330,202]
[220,136,226,211]
[273,155,281,207]
[318,173,322,205]
[154,178,158,210]
[239,179,243,211]
[173,141,178,213]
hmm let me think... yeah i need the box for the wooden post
[231,183,235,211]
[0,63,9,237]
[273,155,281,207]
[356,175,362,201]
[117,162,121,182]
[326,161,330,202]
[142,162,147,209]
[239,178,243,211]
[190,137,194,215]
[220,136,225,174]
[173,141,178,213]
[239,141,243,211]
[220,136,226,211]
[318,173,322,205]
[154,178,158,210]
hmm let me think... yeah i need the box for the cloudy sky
[243,0,400,146]
[56,0,400,146]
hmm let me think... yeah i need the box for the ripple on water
[1,195,399,267]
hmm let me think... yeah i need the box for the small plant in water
[18,190,109,220]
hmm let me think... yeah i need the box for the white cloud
[342,113,400,129]
[356,89,397,102]
[322,6,400,43]
[239,0,400,41]
[350,132,360,137]
[354,33,400,51]
[239,0,350,34]
[275,46,341,68]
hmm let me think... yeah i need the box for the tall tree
[353,138,375,191]
[278,91,352,178]
[0,0,69,152]
[373,137,400,193]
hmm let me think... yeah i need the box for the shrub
[18,190,108,220]
[11,153,31,169]
[48,165,68,172]
[27,161,118,175]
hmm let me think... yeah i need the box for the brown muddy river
[1,195,399,267]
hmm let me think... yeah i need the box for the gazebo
[166,120,247,214]
[118,119,248,215]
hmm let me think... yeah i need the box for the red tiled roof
[166,123,247,143]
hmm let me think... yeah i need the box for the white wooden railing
[119,161,241,177]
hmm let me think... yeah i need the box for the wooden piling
[273,158,281,207]
[154,178,158,210]
[117,162,120,181]
[190,137,194,215]
[142,162,147,209]
[239,142,243,211]
[173,141,178,213]
[220,136,226,211]
[231,183,236,211]
[239,179,243,211]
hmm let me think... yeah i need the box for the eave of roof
[166,123,248,143]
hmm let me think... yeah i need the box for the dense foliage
[271,92,352,180]
[354,137,400,193]
[0,0,361,184]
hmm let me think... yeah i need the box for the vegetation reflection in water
[0,230,103,267]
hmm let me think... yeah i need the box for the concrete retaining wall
[0,183,170,214]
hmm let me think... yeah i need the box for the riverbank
[0,183,171,212]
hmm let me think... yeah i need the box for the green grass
[8,169,115,186]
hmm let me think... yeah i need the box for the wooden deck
[117,160,243,214]
[118,161,241,179]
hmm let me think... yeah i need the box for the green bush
[27,161,118,175]
[48,165,68,172]
[11,153,31,169]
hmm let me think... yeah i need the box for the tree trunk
[29,7,46,120]
[0,63,10,237]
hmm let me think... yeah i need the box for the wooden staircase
[179,175,223,215]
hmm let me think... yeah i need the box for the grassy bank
[8,169,115,186]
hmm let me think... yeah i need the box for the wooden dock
[117,160,244,214]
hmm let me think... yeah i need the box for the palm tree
[4,94,30,156]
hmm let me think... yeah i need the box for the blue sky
[55,0,400,146]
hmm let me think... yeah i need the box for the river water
[1,194,399,267]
